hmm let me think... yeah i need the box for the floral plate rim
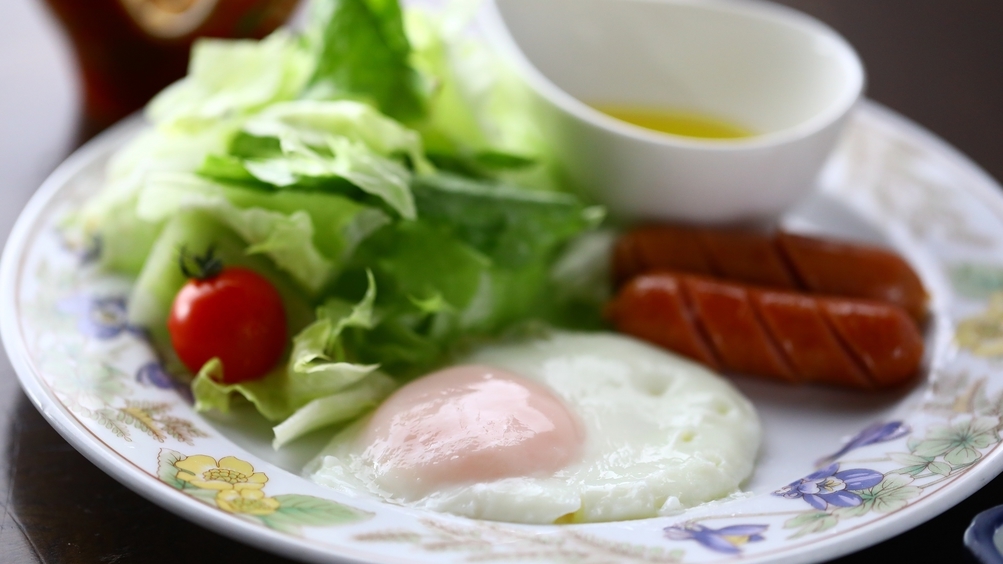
[5,100,1003,564]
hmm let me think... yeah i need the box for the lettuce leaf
[354,220,490,311]
[271,372,396,448]
[405,5,556,190]
[326,174,602,377]
[306,0,425,121]
[241,100,430,170]
[148,31,312,131]
[411,173,604,267]
[239,137,417,220]
[137,172,390,291]
[289,271,378,379]
[199,100,431,219]
[138,174,334,293]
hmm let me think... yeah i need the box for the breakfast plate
[5,100,1003,563]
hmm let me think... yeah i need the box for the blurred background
[43,0,302,138]
[0,0,1001,561]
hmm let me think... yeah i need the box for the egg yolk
[357,365,584,499]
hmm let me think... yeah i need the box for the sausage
[605,272,924,389]
[612,225,928,324]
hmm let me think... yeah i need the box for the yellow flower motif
[175,455,268,491]
[216,488,281,516]
[957,293,1003,357]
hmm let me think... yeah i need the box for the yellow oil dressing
[592,105,753,139]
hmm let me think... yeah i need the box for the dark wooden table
[2,1,1002,562]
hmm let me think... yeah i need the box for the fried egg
[309,332,761,523]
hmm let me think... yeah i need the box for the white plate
[5,101,1003,564]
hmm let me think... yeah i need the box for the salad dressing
[592,105,753,139]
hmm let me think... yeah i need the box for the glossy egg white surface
[310,332,761,524]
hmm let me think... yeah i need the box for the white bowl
[481,0,865,223]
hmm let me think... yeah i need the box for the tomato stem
[178,245,224,281]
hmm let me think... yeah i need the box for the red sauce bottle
[42,0,301,140]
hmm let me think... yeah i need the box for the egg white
[309,332,761,524]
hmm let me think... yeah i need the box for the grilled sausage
[612,225,928,324]
[605,272,924,389]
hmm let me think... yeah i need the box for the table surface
[1,0,1002,562]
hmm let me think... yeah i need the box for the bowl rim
[482,0,867,151]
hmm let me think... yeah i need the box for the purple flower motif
[817,421,911,466]
[136,361,175,389]
[136,361,194,403]
[59,295,141,340]
[664,523,768,554]
[775,463,883,510]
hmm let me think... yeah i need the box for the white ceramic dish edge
[4,101,1003,563]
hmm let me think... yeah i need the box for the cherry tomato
[168,267,287,383]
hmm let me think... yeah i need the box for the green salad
[66,0,605,448]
